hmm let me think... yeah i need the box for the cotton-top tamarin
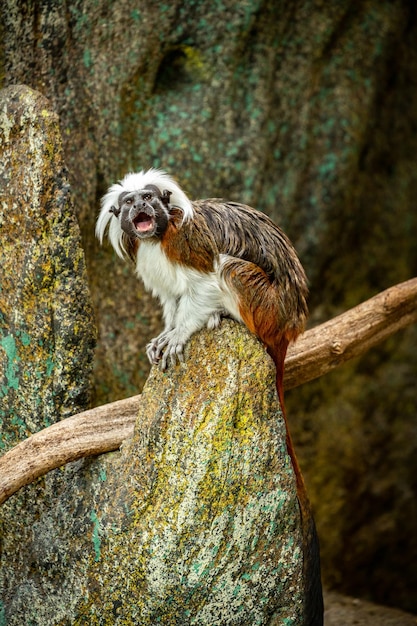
[97,169,323,624]
[96,168,308,408]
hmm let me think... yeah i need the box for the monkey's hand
[147,309,227,368]
[146,329,188,370]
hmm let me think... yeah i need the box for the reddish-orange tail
[266,334,323,625]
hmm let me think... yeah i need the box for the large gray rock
[0,84,97,620]
[68,321,320,625]
[1,315,323,624]
[0,84,96,447]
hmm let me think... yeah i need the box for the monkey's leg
[219,257,288,358]
[206,310,227,330]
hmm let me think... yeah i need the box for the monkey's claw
[145,339,161,365]
[146,330,186,370]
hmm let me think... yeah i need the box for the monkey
[97,169,308,404]
[97,168,323,624]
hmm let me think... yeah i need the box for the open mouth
[133,212,155,233]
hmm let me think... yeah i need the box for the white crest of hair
[96,168,194,259]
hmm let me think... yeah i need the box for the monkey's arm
[146,295,177,365]
[147,276,224,369]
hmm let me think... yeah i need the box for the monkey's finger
[169,349,183,367]
[176,346,185,363]
[160,351,170,370]
[146,342,160,365]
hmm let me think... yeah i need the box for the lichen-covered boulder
[0,85,96,446]
[0,84,97,619]
[72,321,321,625]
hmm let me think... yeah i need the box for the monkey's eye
[142,193,152,201]
[125,198,133,204]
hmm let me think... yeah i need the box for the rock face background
[1,0,416,615]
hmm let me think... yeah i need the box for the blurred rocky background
[1,0,416,617]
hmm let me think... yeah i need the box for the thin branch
[1,278,416,505]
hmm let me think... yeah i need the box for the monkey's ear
[110,191,129,217]
[109,205,121,217]
[161,189,172,207]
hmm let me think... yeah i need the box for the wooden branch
[284,277,417,388]
[1,278,416,505]
[0,398,137,506]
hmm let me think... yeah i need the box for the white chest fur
[136,241,216,301]
[136,242,243,367]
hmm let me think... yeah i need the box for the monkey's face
[113,185,170,240]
